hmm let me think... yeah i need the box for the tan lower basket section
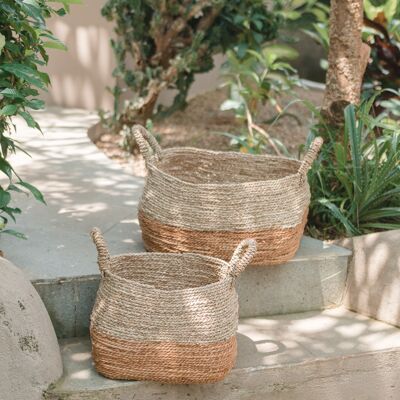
[91,328,237,384]
[139,210,307,266]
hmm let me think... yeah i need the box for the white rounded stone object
[0,257,62,400]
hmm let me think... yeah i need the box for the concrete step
[45,307,400,400]
[33,237,350,338]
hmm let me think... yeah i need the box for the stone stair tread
[49,307,400,396]
[3,109,350,283]
[2,109,351,337]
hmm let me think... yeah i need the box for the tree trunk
[323,0,370,123]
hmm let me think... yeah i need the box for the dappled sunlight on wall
[342,230,400,328]
[43,2,115,111]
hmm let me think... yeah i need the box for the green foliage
[101,0,282,128]
[217,0,331,155]
[219,45,300,154]
[364,0,400,25]
[364,2,400,88]
[378,90,400,118]
[306,94,400,239]
[363,0,400,118]
[0,0,74,238]
[278,0,330,71]
[275,0,330,51]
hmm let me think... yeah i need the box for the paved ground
[1,108,145,280]
[53,307,400,397]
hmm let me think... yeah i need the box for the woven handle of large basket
[132,124,162,165]
[91,228,110,275]
[298,137,323,176]
[228,239,257,279]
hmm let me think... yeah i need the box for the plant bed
[89,86,323,177]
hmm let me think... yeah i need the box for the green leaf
[345,104,362,199]
[335,170,353,200]
[236,43,248,59]
[318,198,359,236]
[362,207,400,221]
[2,206,22,223]
[7,184,24,193]
[0,63,47,90]
[262,44,299,61]
[16,181,46,204]
[0,33,5,55]
[0,190,11,208]
[0,104,18,116]
[333,142,346,170]
[1,229,27,240]
[26,99,45,110]
[0,158,13,179]
[0,89,24,99]
[43,40,67,51]
[282,11,302,20]
[360,222,400,231]
[364,187,400,209]
[364,0,397,22]
[18,111,40,130]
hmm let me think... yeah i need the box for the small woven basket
[90,228,256,384]
[133,125,323,266]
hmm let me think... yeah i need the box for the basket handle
[298,137,323,176]
[228,239,257,279]
[91,228,110,275]
[132,124,163,165]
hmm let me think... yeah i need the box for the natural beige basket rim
[91,229,257,294]
[150,148,303,188]
[104,253,230,292]
[131,125,323,188]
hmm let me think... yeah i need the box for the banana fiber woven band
[90,228,256,384]
[133,125,323,266]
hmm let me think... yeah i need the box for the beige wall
[43,1,115,110]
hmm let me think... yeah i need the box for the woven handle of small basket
[298,137,323,176]
[90,228,110,275]
[132,124,162,165]
[228,239,257,279]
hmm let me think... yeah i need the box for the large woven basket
[133,125,323,266]
[90,228,256,384]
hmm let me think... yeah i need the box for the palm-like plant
[307,94,400,239]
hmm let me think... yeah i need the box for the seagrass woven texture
[90,228,257,384]
[133,125,323,265]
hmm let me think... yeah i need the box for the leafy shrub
[363,0,400,115]
[217,0,332,155]
[101,0,282,128]
[219,45,300,154]
[306,94,400,239]
[275,0,330,71]
[0,0,75,238]
[274,0,330,44]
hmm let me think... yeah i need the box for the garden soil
[92,87,323,177]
